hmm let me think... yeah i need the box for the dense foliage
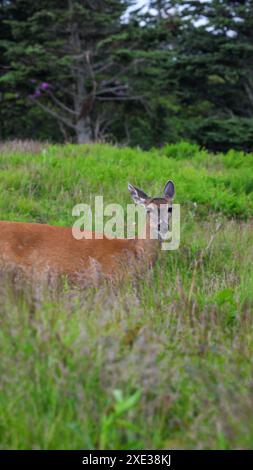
[1,0,253,150]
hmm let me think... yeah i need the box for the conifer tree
[0,0,139,143]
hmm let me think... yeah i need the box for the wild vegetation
[0,141,252,449]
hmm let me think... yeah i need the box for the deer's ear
[164,180,175,199]
[128,183,149,205]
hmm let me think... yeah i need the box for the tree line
[1,0,253,151]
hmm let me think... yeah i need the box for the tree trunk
[68,0,92,144]
[75,116,92,143]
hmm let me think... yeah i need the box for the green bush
[162,141,203,159]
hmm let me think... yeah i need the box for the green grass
[0,140,253,449]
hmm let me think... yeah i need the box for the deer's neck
[135,214,160,265]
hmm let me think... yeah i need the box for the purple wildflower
[39,82,50,90]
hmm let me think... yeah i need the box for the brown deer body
[0,181,175,284]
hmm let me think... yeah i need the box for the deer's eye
[146,205,155,213]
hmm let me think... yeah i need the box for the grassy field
[0,140,253,449]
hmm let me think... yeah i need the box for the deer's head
[128,180,175,241]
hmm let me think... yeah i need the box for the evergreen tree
[115,0,182,148]
[0,0,140,143]
[169,0,253,150]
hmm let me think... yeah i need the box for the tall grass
[0,142,253,449]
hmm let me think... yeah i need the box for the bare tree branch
[45,90,78,116]
[31,99,77,130]
[93,60,114,74]
[96,85,129,96]
[96,96,142,101]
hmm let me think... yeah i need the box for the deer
[0,180,175,285]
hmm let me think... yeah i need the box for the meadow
[0,140,253,449]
